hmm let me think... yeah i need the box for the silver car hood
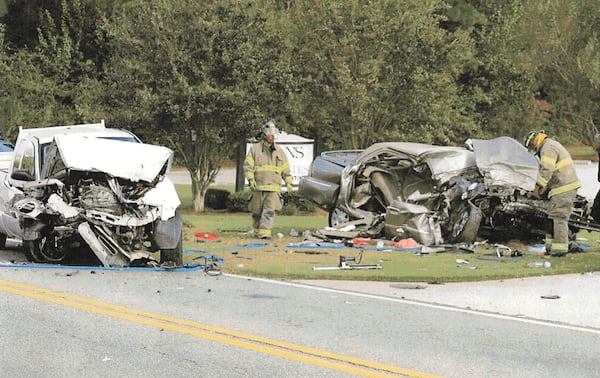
[469,137,538,192]
[355,142,477,184]
[54,134,174,183]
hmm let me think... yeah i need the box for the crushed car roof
[355,141,477,183]
[18,120,139,145]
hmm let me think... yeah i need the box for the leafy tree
[0,1,7,17]
[2,0,116,61]
[0,21,71,139]
[280,0,476,150]
[444,0,538,140]
[521,0,600,144]
[103,0,291,212]
[0,0,115,137]
[1,0,54,50]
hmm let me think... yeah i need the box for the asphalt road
[1,164,598,377]
[1,266,599,377]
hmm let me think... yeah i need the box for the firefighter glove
[287,183,293,193]
[249,178,257,191]
[533,184,544,199]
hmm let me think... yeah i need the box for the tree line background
[0,0,599,211]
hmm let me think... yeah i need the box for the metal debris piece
[420,244,475,254]
[457,264,480,269]
[540,294,560,299]
[313,252,382,271]
[420,246,447,254]
[495,244,511,257]
[476,255,531,263]
[389,283,427,290]
[233,255,255,260]
[293,251,329,255]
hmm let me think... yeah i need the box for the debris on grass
[313,252,383,271]
[389,283,428,290]
[457,264,480,269]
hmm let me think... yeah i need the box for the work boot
[258,229,272,240]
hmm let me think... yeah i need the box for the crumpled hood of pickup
[54,134,174,182]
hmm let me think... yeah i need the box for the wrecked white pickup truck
[0,120,183,267]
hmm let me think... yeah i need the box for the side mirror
[11,169,35,182]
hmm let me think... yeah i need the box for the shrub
[283,191,317,213]
[226,190,250,212]
[204,188,230,210]
[280,202,297,215]
[225,190,318,214]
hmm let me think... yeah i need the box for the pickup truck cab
[0,120,183,267]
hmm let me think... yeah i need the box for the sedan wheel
[450,203,482,243]
[328,208,352,227]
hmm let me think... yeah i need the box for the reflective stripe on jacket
[536,138,581,198]
[243,141,292,192]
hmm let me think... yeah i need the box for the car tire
[451,202,482,243]
[24,234,67,263]
[23,240,45,263]
[0,233,6,249]
[328,207,352,227]
[160,234,183,266]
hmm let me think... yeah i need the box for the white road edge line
[225,273,600,336]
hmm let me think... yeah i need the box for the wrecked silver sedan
[299,137,594,245]
[0,121,182,267]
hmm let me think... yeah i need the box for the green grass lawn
[179,211,600,283]
[567,144,597,160]
[175,173,600,283]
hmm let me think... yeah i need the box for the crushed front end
[16,135,182,267]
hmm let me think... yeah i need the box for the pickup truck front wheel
[160,236,183,266]
[24,234,67,263]
[23,240,43,262]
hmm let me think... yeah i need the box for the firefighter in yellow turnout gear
[524,130,581,256]
[243,121,293,239]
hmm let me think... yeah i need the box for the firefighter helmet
[260,120,278,137]
[523,130,548,152]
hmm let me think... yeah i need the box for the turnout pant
[249,191,283,238]
[546,189,577,254]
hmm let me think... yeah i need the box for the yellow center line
[0,279,441,378]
